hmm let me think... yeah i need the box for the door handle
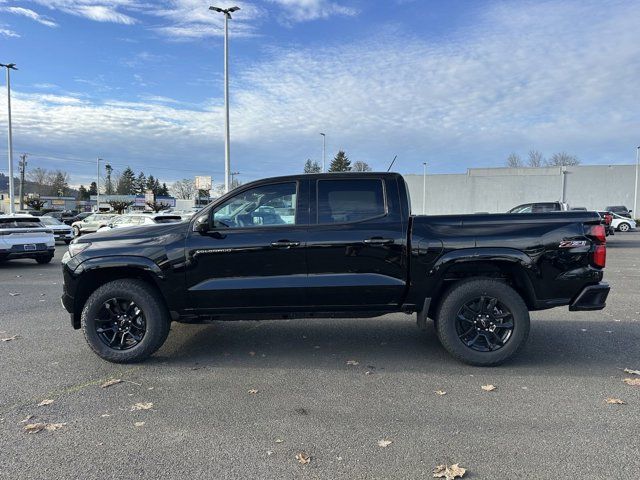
[363,237,394,245]
[271,240,300,248]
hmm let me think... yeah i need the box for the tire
[435,279,530,366]
[73,226,81,237]
[36,255,53,264]
[64,240,71,245]
[81,279,170,363]
[618,222,630,232]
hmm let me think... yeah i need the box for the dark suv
[604,206,632,219]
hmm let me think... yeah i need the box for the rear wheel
[435,279,530,366]
[64,239,72,245]
[81,279,170,363]
[36,254,53,264]
[618,222,630,232]
[73,226,81,237]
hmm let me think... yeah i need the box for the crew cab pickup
[61,173,609,365]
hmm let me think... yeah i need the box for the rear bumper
[569,282,610,311]
[0,246,54,260]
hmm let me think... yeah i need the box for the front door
[185,180,309,313]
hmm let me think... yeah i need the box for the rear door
[305,176,407,309]
[185,180,310,312]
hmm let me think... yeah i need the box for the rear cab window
[0,218,44,229]
[316,178,386,224]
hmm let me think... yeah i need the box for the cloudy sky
[0,0,639,187]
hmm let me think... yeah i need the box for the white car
[40,216,75,244]
[611,213,636,232]
[96,213,183,232]
[71,213,116,237]
[0,215,55,264]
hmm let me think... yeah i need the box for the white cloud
[1,0,638,181]
[0,26,20,37]
[2,6,58,27]
[31,1,138,25]
[267,0,357,23]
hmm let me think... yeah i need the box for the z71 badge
[559,240,587,248]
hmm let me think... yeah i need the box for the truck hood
[75,221,189,244]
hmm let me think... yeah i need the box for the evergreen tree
[304,159,321,173]
[153,178,161,195]
[77,185,89,200]
[329,150,351,172]
[116,167,136,195]
[146,175,156,194]
[104,164,114,194]
[88,182,98,196]
[136,172,147,194]
[159,182,169,196]
[51,170,69,196]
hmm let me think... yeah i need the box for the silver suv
[71,213,116,237]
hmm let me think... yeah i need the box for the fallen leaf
[275,439,284,444]
[100,378,122,388]
[1,335,19,342]
[9,293,20,297]
[623,378,640,386]
[130,402,153,411]
[481,384,497,392]
[101,414,110,418]
[21,415,34,423]
[377,439,393,448]
[296,452,310,464]
[248,389,259,394]
[624,368,640,376]
[249,351,256,356]
[433,463,466,479]
[346,360,360,366]
[435,390,447,396]
[134,421,145,427]
[37,399,54,407]
[294,408,308,415]
[605,397,625,405]
[266,450,274,456]
[24,422,66,434]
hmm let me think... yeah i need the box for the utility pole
[634,146,639,218]
[230,171,240,189]
[1,62,17,214]
[320,133,326,172]
[96,158,101,212]
[18,153,27,210]
[210,5,240,194]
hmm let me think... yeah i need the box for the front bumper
[569,282,610,311]
[54,231,74,241]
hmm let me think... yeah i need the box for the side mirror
[193,215,210,233]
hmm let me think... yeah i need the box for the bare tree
[352,161,372,172]
[108,200,133,214]
[546,152,580,166]
[527,150,544,167]
[506,153,523,168]
[171,179,196,199]
[146,201,170,213]
[28,167,50,195]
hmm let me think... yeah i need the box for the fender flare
[74,255,165,279]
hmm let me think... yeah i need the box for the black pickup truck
[61,173,609,366]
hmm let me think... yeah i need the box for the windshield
[41,217,64,225]
[0,218,44,229]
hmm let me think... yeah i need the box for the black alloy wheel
[455,295,514,352]
[95,298,146,350]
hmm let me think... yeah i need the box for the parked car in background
[0,215,55,264]
[65,211,92,226]
[508,202,569,213]
[40,216,75,244]
[96,213,183,232]
[610,212,636,232]
[604,205,632,218]
[71,213,116,237]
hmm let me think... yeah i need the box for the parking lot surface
[1,233,639,479]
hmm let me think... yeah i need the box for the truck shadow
[155,316,640,375]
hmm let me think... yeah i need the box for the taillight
[588,225,606,244]
[592,244,606,268]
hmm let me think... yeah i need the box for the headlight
[68,242,91,257]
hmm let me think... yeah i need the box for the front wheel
[73,226,81,237]
[618,222,630,232]
[81,279,170,363]
[435,279,530,366]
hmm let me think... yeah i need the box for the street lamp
[422,162,427,214]
[1,62,17,214]
[320,133,326,172]
[209,5,240,194]
[634,146,639,218]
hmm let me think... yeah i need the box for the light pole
[1,62,17,214]
[634,146,639,218]
[210,5,240,194]
[96,157,102,212]
[18,153,27,210]
[422,162,427,214]
[320,133,326,172]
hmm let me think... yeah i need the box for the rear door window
[316,179,386,224]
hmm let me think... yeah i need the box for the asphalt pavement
[1,233,639,479]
